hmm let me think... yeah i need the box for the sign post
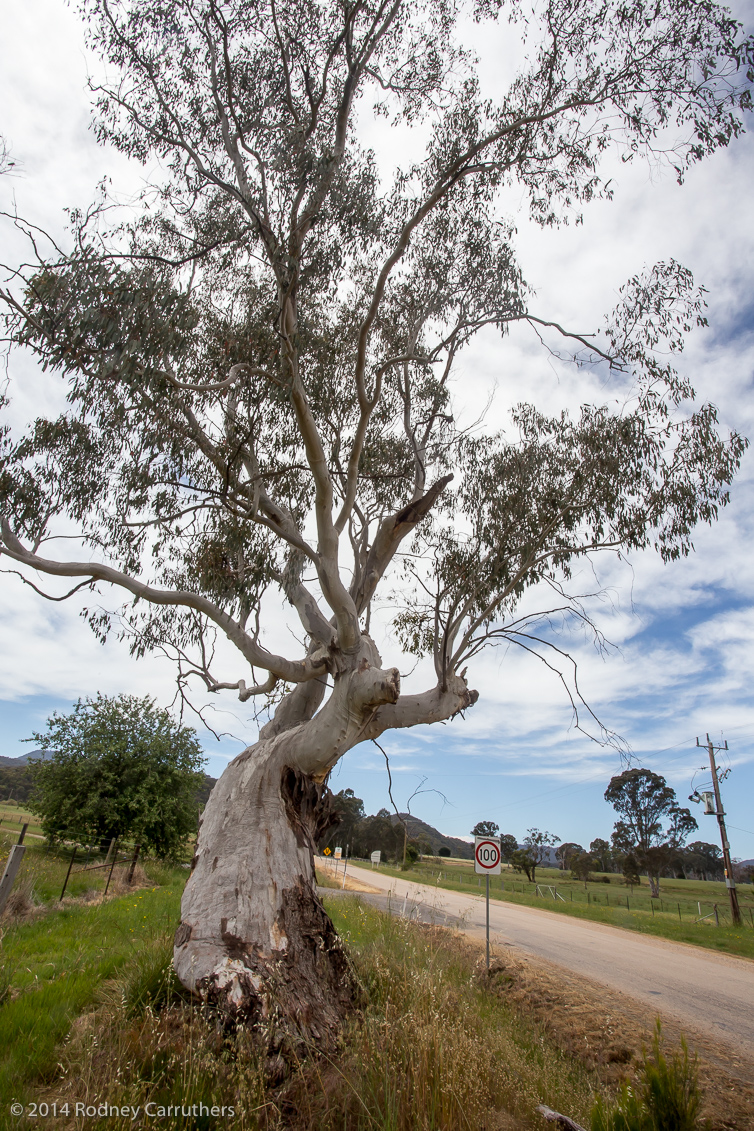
[474,835,501,969]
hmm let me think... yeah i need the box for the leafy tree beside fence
[27,694,206,859]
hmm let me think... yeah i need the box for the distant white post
[474,835,501,969]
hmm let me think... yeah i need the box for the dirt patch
[314,863,381,894]
[472,937,754,1131]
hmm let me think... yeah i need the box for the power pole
[695,734,741,926]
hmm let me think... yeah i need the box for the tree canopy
[0,0,751,745]
[605,767,698,893]
[606,768,697,853]
[471,820,500,838]
[27,693,206,858]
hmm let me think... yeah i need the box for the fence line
[380,864,753,928]
[0,829,144,911]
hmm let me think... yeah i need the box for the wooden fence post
[127,844,141,885]
[0,825,29,915]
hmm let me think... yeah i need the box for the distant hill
[0,752,217,810]
[385,817,561,865]
[390,813,474,860]
[0,749,50,767]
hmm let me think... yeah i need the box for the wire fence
[382,865,754,928]
[56,839,142,901]
[0,825,143,915]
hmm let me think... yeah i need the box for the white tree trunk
[174,654,476,1051]
[174,731,353,1050]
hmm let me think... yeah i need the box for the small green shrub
[590,1021,704,1131]
[641,1028,701,1131]
[591,1085,649,1131]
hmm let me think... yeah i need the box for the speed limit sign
[474,836,501,875]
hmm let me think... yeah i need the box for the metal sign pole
[474,834,500,971]
[486,873,490,969]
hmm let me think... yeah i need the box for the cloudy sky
[1,0,753,858]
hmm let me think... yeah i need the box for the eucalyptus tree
[0,0,751,1045]
[606,768,698,895]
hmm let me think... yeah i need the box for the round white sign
[474,838,501,872]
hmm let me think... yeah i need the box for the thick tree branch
[350,473,453,614]
[361,674,478,741]
[0,519,322,684]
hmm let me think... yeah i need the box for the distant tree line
[327,766,748,892]
[555,834,726,884]
[469,769,735,891]
[320,790,436,866]
[0,765,35,805]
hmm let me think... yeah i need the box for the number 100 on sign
[474,836,501,875]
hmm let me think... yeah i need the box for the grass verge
[5,880,736,1129]
[4,894,603,1130]
[0,862,184,1106]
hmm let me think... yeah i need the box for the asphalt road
[342,864,754,1060]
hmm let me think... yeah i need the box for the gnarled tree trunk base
[174,735,360,1056]
[173,661,474,1061]
[195,880,359,1055]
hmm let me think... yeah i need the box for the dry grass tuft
[0,872,37,920]
[108,862,150,895]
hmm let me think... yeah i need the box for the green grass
[0,862,185,1106]
[353,860,754,960]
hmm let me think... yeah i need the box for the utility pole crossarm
[696,734,741,927]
